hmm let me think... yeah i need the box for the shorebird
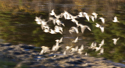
[78,24,91,33]
[71,48,76,52]
[35,16,42,24]
[55,19,62,26]
[78,49,83,54]
[54,26,63,34]
[78,45,84,54]
[75,46,78,51]
[72,37,79,43]
[80,44,84,51]
[63,51,66,55]
[98,48,104,55]
[71,18,79,26]
[112,38,119,45]
[52,40,60,51]
[99,39,104,47]
[90,42,97,50]
[99,26,104,33]
[52,45,60,51]
[100,48,104,54]
[99,17,105,24]
[39,46,50,55]
[83,12,90,21]
[95,23,100,27]
[63,11,72,20]
[59,37,63,43]
[66,46,71,50]
[50,9,56,16]
[50,29,57,34]
[43,28,49,33]
[54,13,63,19]
[69,26,79,34]
[113,16,119,22]
[92,12,98,19]
[95,46,102,52]
[78,12,84,17]
[90,16,95,22]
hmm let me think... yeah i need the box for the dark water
[0,0,125,64]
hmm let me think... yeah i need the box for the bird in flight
[112,38,119,45]
[99,17,105,24]
[113,16,119,23]
[72,37,79,43]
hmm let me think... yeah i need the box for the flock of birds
[35,9,120,56]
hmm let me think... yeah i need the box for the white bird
[99,17,105,24]
[69,26,79,34]
[42,25,49,30]
[72,37,79,43]
[95,23,100,27]
[39,50,44,55]
[59,37,63,43]
[95,40,104,52]
[75,46,78,51]
[113,16,119,22]
[99,39,104,47]
[52,39,60,51]
[61,23,65,27]
[100,48,104,54]
[78,24,91,33]
[35,16,40,21]
[98,48,104,55]
[95,46,102,52]
[92,12,98,19]
[43,28,49,33]
[78,12,84,17]
[85,52,88,56]
[66,46,71,50]
[112,38,119,45]
[39,46,50,55]
[35,16,42,24]
[41,19,47,26]
[83,12,90,21]
[99,26,104,33]
[52,45,60,51]
[50,9,55,16]
[54,13,63,19]
[78,45,84,54]
[71,48,76,52]
[55,19,62,25]
[78,49,83,54]
[52,40,60,51]
[50,29,56,34]
[90,16,95,22]
[54,26,63,34]
[71,18,79,26]
[80,44,84,51]
[63,51,66,55]
[90,42,97,49]
[63,11,72,19]
[49,17,54,21]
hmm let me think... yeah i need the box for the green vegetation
[0,60,28,68]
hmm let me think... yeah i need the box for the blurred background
[0,0,125,64]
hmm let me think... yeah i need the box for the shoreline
[0,43,125,68]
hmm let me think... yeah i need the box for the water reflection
[0,0,125,64]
